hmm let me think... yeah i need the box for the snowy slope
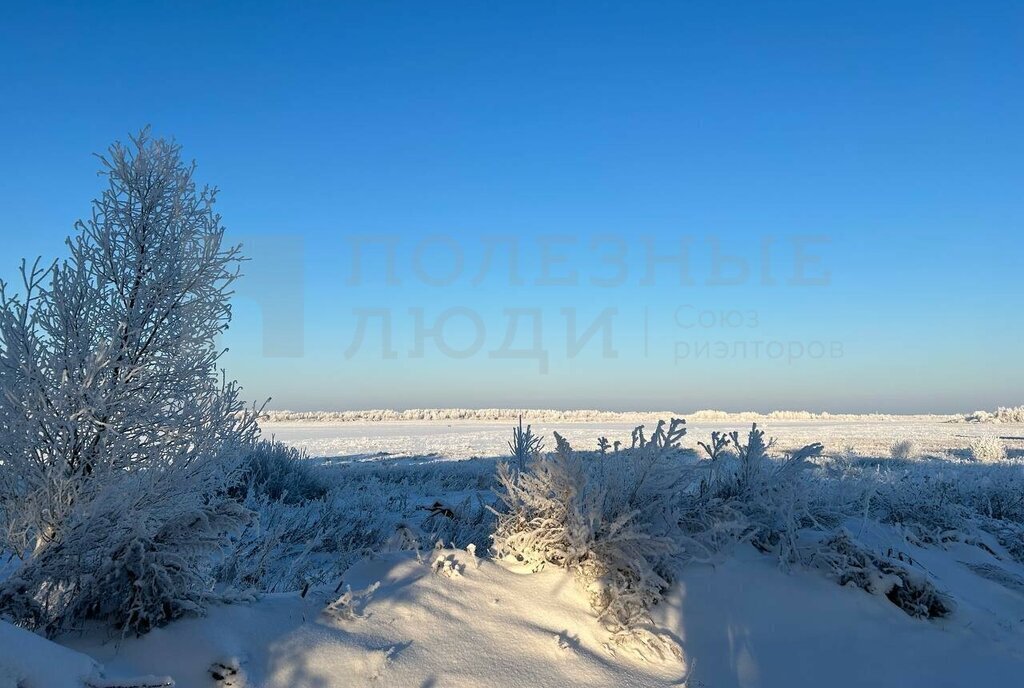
[60,538,1024,688]
[658,544,1024,688]
[65,550,683,688]
[0,620,99,688]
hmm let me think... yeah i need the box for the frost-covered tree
[0,130,259,633]
[0,129,257,554]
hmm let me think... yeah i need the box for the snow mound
[63,551,684,688]
[0,621,177,688]
[0,620,99,688]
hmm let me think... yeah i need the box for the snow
[261,409,961,424]
[9,415,1024,687]
[56,535,1024,687]
[65,550,684,688]
[0,620,99,688]
[658,542,1024,688]
[261,416,1022,461]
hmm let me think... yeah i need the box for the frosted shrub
[0,460,250,636]
[238,440,330,503]
[967,437,1007,463]
[507,416,544,471]
[812,451,1024,563]
[889,439,918,460]
[995,406,1024,423]
[965,406,1024,423]
[490,418,843,653]
[865,468,967,542]
[420,494,494,552]
[0,131,259,633]
[685,429,970,619]
[218,490,367,593]
[699,425,829,561]
[219,458,500,593]
[810,531,953,619]
[721,424,775,497]
[492,425,689,660]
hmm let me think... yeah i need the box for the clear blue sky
[1,1,1021,413]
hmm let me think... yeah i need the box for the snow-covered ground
[62,551,684,688]
[1,620,102,688]
[47,534,1024,687]
[9,414,1024,688]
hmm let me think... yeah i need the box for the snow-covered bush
[964,406,1024,423]
[491,419,839,653]
[994,406,1024,423]
[966,437,1007,463]
[818,452,1024,562]
[218,490,364,593]
[218,457,499,593]
[491,416,1024,626]
[809,531,953,619]
[856,465,966,543]
[0,459,250,635]
[0,130,259,634]
[237,440,330,503]
[420,494,494,552]
[889,439,918,461]
[491,425,688,659]
[686,425,970,618]
[714,424,774,497]
[507,416,544,471]
[688,424,832,565]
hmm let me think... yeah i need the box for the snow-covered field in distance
[262,414,1024,461]
[261,408,965,423]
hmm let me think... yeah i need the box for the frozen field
[262,417,1024,462]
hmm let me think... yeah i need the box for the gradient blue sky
[1,1,1021,413]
